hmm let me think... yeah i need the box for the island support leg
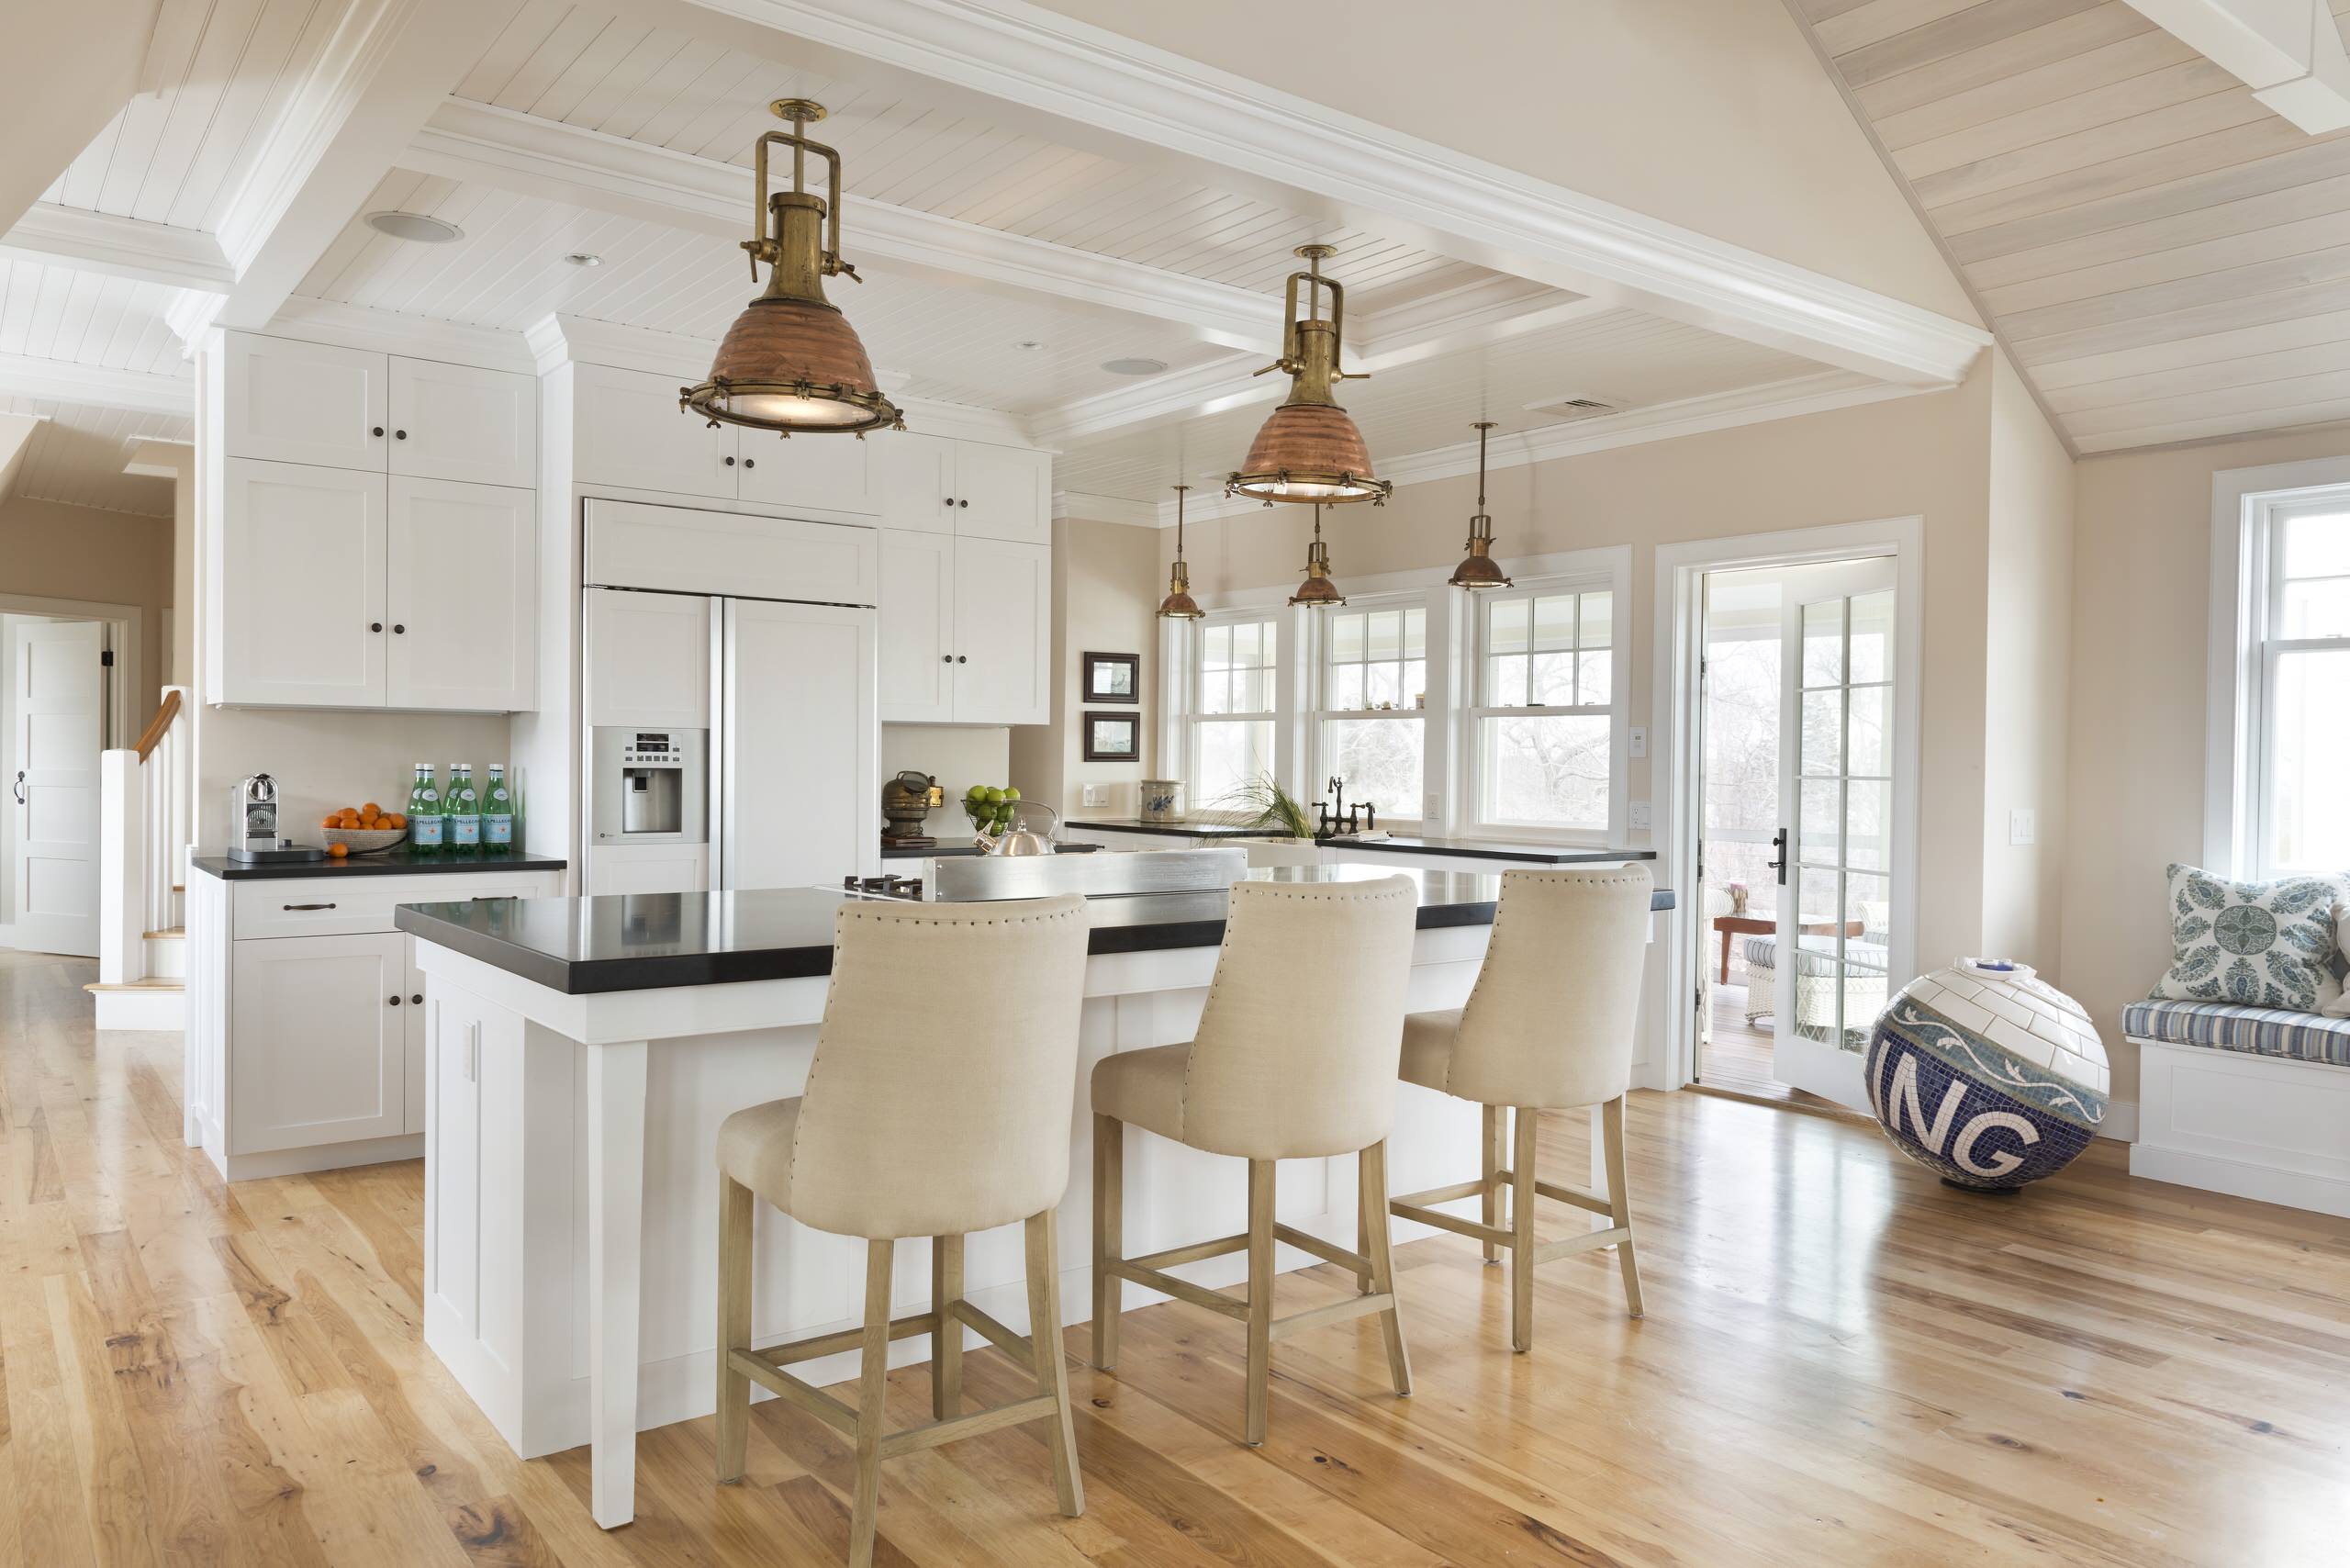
[587,1039,650,1529]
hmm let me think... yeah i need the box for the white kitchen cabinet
[386,476,537,711]
[584,587,711,729]
[230,931,408,1155]
[225,334,390,470]
[873,431,1049,543]
[734,429,870,514]
[954,538,1050,723]
[877,528,955,722]
[406,951,429,1136]
[390,357,537,487]
[573,363,734,498]
[953,442,1052,544]
[218,458,387,707]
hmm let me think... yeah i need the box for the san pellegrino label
[408,764,444,849]
[483,764,515,850]
[447,763,481,847]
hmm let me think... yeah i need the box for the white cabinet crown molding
[265,298,538,375]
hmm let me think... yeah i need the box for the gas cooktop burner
[842,873,924,899]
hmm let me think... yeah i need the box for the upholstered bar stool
[713,894,1091,1568]
[1091,874,1419,1447]
[1388,866,1653,1352]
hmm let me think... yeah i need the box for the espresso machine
[226,772,325,864]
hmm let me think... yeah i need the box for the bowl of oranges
[321,802,408,857]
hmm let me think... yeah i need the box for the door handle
[1767,827,1789,886]
[10,771,22,805]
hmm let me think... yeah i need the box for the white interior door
[1772,558,1899,1110]
[10,619,106,957]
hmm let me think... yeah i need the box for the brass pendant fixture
[1228,244,1389,507]
[1288,505,1346,608]
[1448,420,1513,589]
[682,99,901,437]
[1158,484,1204,620]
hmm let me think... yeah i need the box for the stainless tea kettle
[979,800,1059,856]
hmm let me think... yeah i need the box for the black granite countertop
[1061,818,1267,838]
[1315,836,1660,865]
[881,836,1102,858]
[394,862,1675,995]
[191,846,568,880]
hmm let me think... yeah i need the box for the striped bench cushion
[2122,1000,2350,1069]
[1741,934,1889,978]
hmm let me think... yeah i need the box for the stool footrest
[1267,1290,1397,1343]
[1103,1257,1251,1320]
[1272,1222,1371,1277]
[878,1394,1060,1461]
[949,1299,1035,1375]
[1532,1225,1630,1264]
[744,1309,935,1371]
[729,1350,860,1440]
[1535,1179,1614,1217]
[1389,1198,1511,1249]
[1127,1232,1249,1272]
[1398,1177,1490,1207]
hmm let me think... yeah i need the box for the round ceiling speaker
[364,210,464,244]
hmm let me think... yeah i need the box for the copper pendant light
[1228,245,1390,507]
[682,100,901,437]
[1448,420,1514,589]
[1288,505,1347,608]
[1158,484,1204,620]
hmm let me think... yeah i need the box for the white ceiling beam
[1030,286,1616,449]
[605,0,1987,387]
[408,98,1282,353]
[167,0,529,347]
[0,204,233,292]
[2121,0,2350,131]
[0,413,48,504]
[0,355,191,419]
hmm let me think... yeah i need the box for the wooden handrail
[133,689,182,761]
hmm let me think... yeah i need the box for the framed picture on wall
[1082,651,1140,704]
[1083,711,1140,761]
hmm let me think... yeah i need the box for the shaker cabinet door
[869,431,957,535]
[572,363,735,498]
[384,476,536,711]
[734,430,873,515]
[224,333,389,471]
[217,459,387,707]
[951,442,1051,544]
[877,528,955,723]
[229,933,407,1154]
[389,357,537,487]
[951,537,1050,725]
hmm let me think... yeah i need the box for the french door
[1772,558,1899,1110]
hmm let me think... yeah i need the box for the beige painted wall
[1011,516,1159,819]
[1030,0,1978,323]
[0,496,172,714]
[882,723,1012,836]
[1981,351,2075,972]
[2064,420,2350,1106]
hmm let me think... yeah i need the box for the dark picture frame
[1082,711,1140,761]
[1081,650,1140,705]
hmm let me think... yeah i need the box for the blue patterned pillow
[2152,864,2342,1011]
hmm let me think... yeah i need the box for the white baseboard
[218,1133,423,1182]
[2129,1144,2350,1219]
[93,985,185,1031]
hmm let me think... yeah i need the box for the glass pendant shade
[1229,245,1389,507]
[683,100,901,437]
[1158,484,1204,619]
[1289,505,1346,608]
[1449,420,1514,589]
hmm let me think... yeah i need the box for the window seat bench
[2127,999,2350,1217]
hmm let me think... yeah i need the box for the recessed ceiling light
[565,252,603,268]
[1101,356,1169,376]
[1015,339,1046,351]
[364,210,464,244]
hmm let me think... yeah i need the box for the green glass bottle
[446,763,481,851]
[482,764,515,853]
[407,763,443,853]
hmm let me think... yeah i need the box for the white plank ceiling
[0,398,188,516]
[1799,0,2350,452]
[0,259,190,376]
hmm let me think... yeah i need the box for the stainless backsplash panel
[928,846,1250,901]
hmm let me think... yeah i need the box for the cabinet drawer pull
[283,902,336,911]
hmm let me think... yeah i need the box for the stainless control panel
[590,726,708,844]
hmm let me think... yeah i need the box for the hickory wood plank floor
[6,946,2350,1566]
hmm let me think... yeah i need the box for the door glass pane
[1846,871,1891,951]
[1800,689,1842,774]
[1848,684,1889,777]
[1799,778,1841,866]
[2269,646,2350,871]
[1845,779,1889,870]
[1802,599,1843,686]
[1848,588,1893,683]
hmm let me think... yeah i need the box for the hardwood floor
[8,947,2350,1566]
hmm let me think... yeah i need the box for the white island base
[410,923,1605,1529]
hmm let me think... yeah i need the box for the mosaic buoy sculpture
[1864,958,2108,1192]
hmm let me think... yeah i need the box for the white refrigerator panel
[584,588,711,729]
[721,599,878,891]
[583,498,877,605]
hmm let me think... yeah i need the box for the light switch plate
[2009,808,2035,846]
[1629,800,1652,830]
[1628,726,1648,759]
[1081,784,1109,807]
[1423,792,1441,823]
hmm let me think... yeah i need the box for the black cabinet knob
[411,992,423,1005]
[723,455,736,466]
[944,496,955,506]
[370,622,383,633]
[941,655,951,663]
[957,654,968,663]
[372,426,385,437]
[392,623,406,634]
[958,498,969,508]
[387,995,402,1006]
[742,458,755,469]
[394,429,408,440]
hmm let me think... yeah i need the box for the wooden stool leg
[848,1238,895,1568]
[713,1173,755,1484]
[1602,1095,1644,1319]
[1358,1140,1411,1398]
[1244,1159,1275,1446]
[1091,1113,1124,1372]
[932,1233,964,1419]
[1481,1103,1503,1265]
[1511,1107,1538,1353]
[1024,1210,1086,1518]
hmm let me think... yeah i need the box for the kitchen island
[397,863,1672,1528]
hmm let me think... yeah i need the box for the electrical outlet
[1423,792,1441,823]
[1628,725,1648,759]
[1081,784,1109,807]
[2009,808,2036,846]
[1628,800,1652,830]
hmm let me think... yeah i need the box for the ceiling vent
[1524,396,1621,423]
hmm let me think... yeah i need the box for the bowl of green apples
[964,784,1021,838]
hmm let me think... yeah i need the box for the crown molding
[528,313,1034,445]
[1159,371,1938,524]
[0,354,193,418]
[0,204,233,293]
[652,0,1988,386]
[412,97,1282,352]
[264,297,538,373]
[1051,490,1161,527]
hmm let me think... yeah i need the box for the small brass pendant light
[1448,420,1513,589]
[1228,245,1390,507]
[1288,504,1347,608]
[1158,484,1204,620]
[682,99,901,436]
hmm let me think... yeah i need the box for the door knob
[1767,827,1789,885]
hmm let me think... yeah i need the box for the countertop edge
[193,852,568,881]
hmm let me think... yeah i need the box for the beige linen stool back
[1090,874,1419,1446]
[1388,866,1653,1352]
[712,894,1091,1568]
